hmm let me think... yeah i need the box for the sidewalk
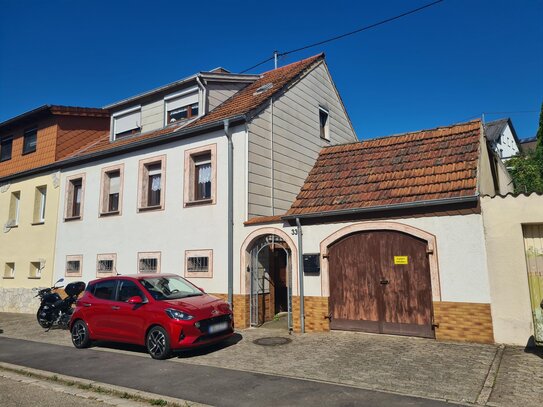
[1,312,542,406]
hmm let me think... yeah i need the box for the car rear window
[92,280,116,300]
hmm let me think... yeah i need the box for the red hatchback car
[69,274,234,359]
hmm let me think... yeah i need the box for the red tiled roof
[285,120,482,217]
[68,54,324,159]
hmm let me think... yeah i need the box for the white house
[485,118,521,160]
[52,54,357,322]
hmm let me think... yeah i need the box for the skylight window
[253,83,273,95]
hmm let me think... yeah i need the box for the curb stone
[0,361,211,407]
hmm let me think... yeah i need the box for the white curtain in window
[198,164,211,184]
[151,175,161,191]
[75,187,82,203]
[109,174,120,194]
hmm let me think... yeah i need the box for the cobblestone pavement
[1,312,542,406]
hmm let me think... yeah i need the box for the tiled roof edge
[283,194,480,220]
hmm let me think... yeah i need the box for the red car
[69,274,234,359]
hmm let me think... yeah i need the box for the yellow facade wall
[0,172,60,311]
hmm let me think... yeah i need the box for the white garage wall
[240,213,491,303]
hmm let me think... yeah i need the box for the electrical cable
[239,0,445,73]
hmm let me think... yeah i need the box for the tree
[507,103,543,194]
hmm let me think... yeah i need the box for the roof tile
[285,120,482,216]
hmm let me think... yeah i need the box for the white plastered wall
[239,213,491,303]
[54,125,248,295]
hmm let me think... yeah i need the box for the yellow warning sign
[394,256,409,265]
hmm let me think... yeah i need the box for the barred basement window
[96,254,117,277]
[185,250,213,278]
[187,257,208,273]
[138,252,161,273]
[65,255,83,277]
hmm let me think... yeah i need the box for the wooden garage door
[328,230,434,338]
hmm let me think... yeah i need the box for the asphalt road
[0,337,458,407]
[0,375,106,407]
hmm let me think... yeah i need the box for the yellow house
[0,105,109,312]
[0,173,61,311]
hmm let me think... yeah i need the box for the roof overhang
[283,194,480,221]
[0,114,247,184]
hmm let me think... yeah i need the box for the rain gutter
[283,195,480,221]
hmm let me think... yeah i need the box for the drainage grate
[253,336,292,346]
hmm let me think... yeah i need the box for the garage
[328,230,434,338]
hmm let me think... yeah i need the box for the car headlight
[165,308,194,321]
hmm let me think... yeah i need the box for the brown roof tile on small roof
[67,54,324,159]
[285,120,482,217]
[244,215,285,226]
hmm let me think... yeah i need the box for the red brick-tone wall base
[208,293,250,329]
[433,301,494,344]
[292,296,330,333]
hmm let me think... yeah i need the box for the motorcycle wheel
[36,306,52,329]
[71,320,91,349]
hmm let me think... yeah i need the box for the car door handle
[111,306,120,310]
[82,302,91,307]
[380,279,389,285]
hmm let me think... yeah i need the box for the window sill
[5,224,18,229]
[64,216,82,222]
[138,205,163,212]
[22,149,37,156]
[2,276,14,279]
[28,276,41,280]
[185,198,214,207]
[99,211,120,217]
[31,221,45,226]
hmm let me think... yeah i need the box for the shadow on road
[87,333,243,359]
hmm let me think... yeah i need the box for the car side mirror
[127,296,144,304]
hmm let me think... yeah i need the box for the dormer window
[112,107,141,140]
[23,128,37,154]
[164,87,199,125]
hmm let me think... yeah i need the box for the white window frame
[8,191,20,226]
[33,185,47,224]
[319,106,330,141]
[138,252,161,274]
[164,86,200,126]
[184,249,213,278]
[111,105,142,141]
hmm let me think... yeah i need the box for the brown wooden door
[328,230,434,338]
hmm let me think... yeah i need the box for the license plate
[208,321,229,334]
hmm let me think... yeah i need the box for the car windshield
[139,276,203,300]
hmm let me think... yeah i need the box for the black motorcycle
[35,278,86,330]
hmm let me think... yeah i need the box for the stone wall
[0,288,41,314]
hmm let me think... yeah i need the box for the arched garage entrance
[321,222,440,339]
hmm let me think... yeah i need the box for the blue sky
[0,0,541,139]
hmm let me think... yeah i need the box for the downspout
[224,119,234,306]
[270,97,275,215]
[295,217,305,333]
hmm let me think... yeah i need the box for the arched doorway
[248,234,292,330]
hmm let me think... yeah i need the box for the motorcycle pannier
[65,281,86,297]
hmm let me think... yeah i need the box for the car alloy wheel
[146,326,171,360]
[71,320,91,349]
